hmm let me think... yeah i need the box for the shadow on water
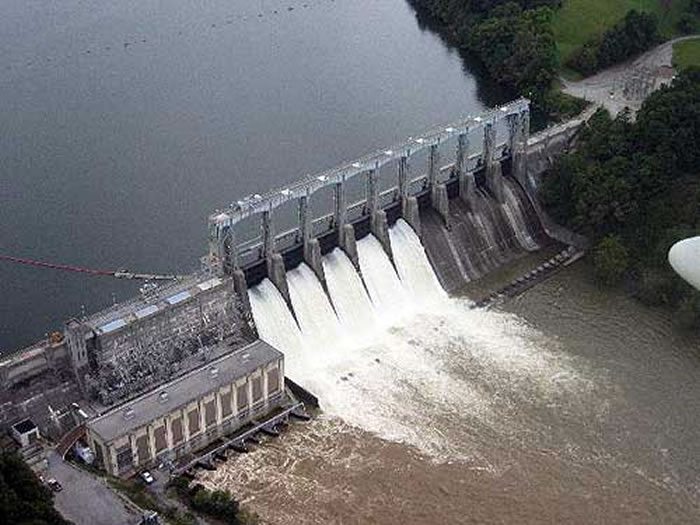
[406,0,551,131]
[407,1,513,108]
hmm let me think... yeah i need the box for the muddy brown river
[199,263,700,524]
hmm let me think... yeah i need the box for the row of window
[111,365,281,471]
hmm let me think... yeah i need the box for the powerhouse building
[86,340,284,477]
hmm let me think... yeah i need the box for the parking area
[45,451,139,525]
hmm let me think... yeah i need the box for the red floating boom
[0,254,180,281]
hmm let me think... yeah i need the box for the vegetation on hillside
[674,37,700,68]
[541,68,700,326]
[169,476,258,525]
[409,0,585,119]
[412,0,700,97]
[553,0,699,65]
[0,451,72,525]
[566,10,660,75]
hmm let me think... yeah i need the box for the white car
[141,471,154,484]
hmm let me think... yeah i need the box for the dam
[205,97,556,303]
[0,97,587,480]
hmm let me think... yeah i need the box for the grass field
[553,0,694,64]
[673,37,700,68]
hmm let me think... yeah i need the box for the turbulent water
[202,221,700,524]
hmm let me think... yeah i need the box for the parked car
[47,478,63,492]
[140,471,154,485]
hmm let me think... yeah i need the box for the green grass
[673,37,700,68]
[553,0,695,64]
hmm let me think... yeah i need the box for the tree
[0,452,72,525]
[594,235,629,285]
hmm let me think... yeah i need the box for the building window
[252,376,262,403]
[205,400,216,428]
[267,368,280,395]
[236,384,248,411]
[171,417,183,445]
[220,392,232,418]
[154,426,167,453]
[188,408,200,436]
[135,435,150,464]
[116,445,133,473]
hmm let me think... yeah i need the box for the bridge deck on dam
[199,96,592,310]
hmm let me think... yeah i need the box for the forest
[0,452,71,525]
[540,69,700,326]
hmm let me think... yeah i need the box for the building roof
[12,418,37,434]
[78,274,225,337]
[87,340,283,443]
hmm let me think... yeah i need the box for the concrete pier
[262,210,291,305]
[431,183,450,228]
[486,160,505,203]
[299,193,326,283]
[402,195,422,237]
[371,209,393,262]
[508,108,530,191]
[341,224,359,268]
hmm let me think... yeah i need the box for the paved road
[562,35,699,117]
[46,452,139,525]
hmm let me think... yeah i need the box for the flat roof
[87,340,283,443]
[165,290,191,305]
[135,305,159,319]
[13,418,37,434]
[80,273,225,335]
[98,318,128,334]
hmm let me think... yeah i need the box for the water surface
[0,0,489,351]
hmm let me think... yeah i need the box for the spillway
[322,248,376,342]
[356,234,411,324]
[248,278,304,374]
[420,177,546,292]
[389,219,446,304]
[503,181,539,251]
[286,263,343,352]
[245,217,590,466]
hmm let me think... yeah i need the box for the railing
[216,99,529,226]
[233,141,513,268]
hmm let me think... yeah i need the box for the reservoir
[0,0,490,351]
[4,2,700,524]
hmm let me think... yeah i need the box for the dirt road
[562,35,699,116]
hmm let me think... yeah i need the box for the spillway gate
[206,98,531,304]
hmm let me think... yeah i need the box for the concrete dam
[207,97,552,306]
[0,97,587,455]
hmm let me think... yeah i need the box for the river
[198,263,700,524]
[0,0,493,351]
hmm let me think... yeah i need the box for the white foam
[323,248,377,344]
[248,221,591,462]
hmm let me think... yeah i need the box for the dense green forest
[410,0,699,115]
[541,69,700,326]
[410,0,576,116]
[566,11,660,75]
[0,452,71,525]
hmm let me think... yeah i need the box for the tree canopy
[541,68,700,325]
[567,10,660,76]
[0,452,72,525]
